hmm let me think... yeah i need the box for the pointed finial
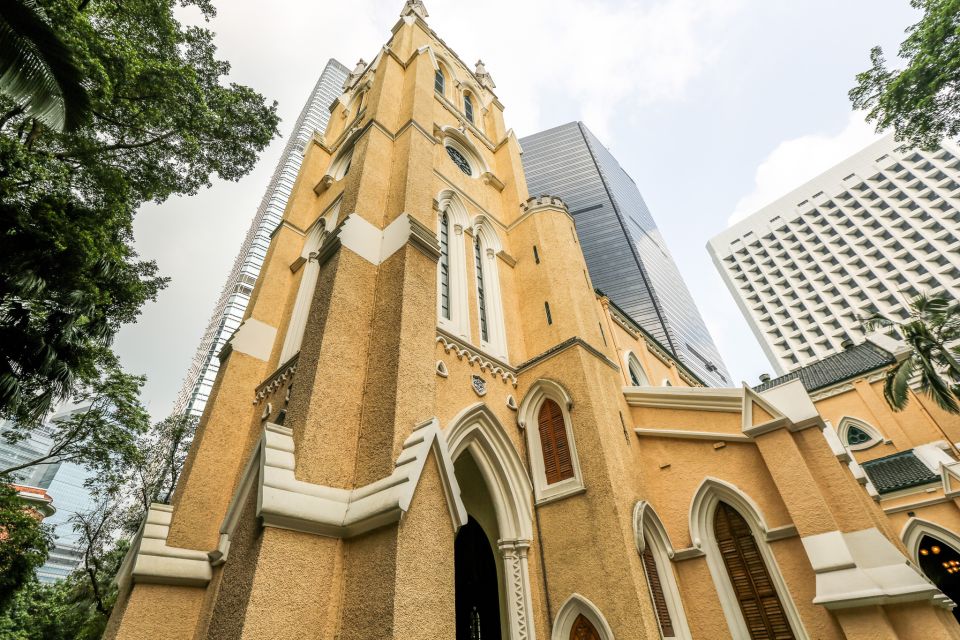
[475,59,496,90]
[401,0,428,20]
[343,58,368,90]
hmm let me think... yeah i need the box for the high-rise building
[521,122,730,386]
[708,133,960,374]
[172,59,351,418]
[0,420,54,483]
[109,5,960,639]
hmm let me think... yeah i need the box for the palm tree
[0,0,89,132]
[864,294,960,414]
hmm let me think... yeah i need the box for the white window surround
[278,210,336,364]
[623,351,650,386]
[472,215,508,361]
[836,416,886,451]
[552,593,615,640]
[328,144,354,181]
[661,378,673,387]
[436,190,471,341]
[517,379,585,505]
[439,126,490,179]
[632,502,692,640]
[688,477,808,640]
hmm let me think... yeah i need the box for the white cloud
[728,111,883,225]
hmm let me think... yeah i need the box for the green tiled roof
[861,451,939,494]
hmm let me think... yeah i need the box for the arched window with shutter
[714,502,796,640]
[642,546,675,637]
[633,501,692,639]
[439,211,451,320]
[519,380,585,505]
[538,399,574,484]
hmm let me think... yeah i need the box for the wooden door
[570,614,601,640]
[714,502,795,639]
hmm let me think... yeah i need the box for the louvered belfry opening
[537,399,574,484]
[570,613,601,640]
[641,545,676,637]
[714,502,795,639]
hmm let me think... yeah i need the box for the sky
[114,0,919,418]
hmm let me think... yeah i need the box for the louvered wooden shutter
[714,502,795,640]
[538,400,574,484]
[642,546,676,637]
[570,613,601,640]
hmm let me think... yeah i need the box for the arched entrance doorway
[446,403,536,640]
[455,515,502,639]
[917,534,960,623]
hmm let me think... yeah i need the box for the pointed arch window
[642,546,675,637]
[837,417,884,450]
[440,212,451,320]
[634,503,692,639]
[538,399,574,484]
[434,68,445,94]
[626,353,649,386]
[464,94,474,124]
[474,236,489,342]
[714,502,795,640]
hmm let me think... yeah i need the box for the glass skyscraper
[173,59,350,417]
[520,122,730,386]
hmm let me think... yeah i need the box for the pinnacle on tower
[474,59,496,90]
[401,0,428,20]
[344,58,368,90]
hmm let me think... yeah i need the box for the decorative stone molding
[474,59,496,90]
[331,213,441,266]
[313,174,335,195]
[436,360,449,378]
[623,386,743,412]
[481,171,504,192]
[218,318,277,363]
[254,355,298,405]
[499,539,536,640]
[802,528,942,610]
[436,331,517,386]
[116,504,220,590]
[519,195,568,215]
[255,420,467,537]
[941,461,960,498]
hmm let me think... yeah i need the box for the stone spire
[344,58,367,90]
[401,0,428,20]
[474,60,496,91]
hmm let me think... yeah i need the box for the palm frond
[884,357,916,411]
[918,352,960,413]
[0,0,89,131]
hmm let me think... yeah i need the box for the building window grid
[474,236,489,342]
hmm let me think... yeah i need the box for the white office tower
[708,133,960,374]
[172,59,350,417]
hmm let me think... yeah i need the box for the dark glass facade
[520,122,729,386]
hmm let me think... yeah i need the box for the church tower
[106,3,960,640]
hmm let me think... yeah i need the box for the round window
[445,145,472,176]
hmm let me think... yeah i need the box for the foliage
[864,293,960,413]
[850,0,960,149]
[0,352,150,489]
[0,0,279,423]
[0,0,90,131]
[0,483,52,610]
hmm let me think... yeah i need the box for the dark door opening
[917,534,960,624]
[455,516,502,640]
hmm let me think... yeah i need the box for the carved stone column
[499,538,536,640]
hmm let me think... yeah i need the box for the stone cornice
[436,329,518,386]
[516,337,619,374]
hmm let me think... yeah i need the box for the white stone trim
[803,527,942,610]
[632,501,693,639]
[941,461,960,498]
[278,216,331,363]
[633,428,751,443]
[338,212,439,266]
[688,477,808,639]
[552,593,615,640]
[223,318,277,362]
[836,416,885,451]
[437,190,471,341]
[517,380,585,505]
[623,386,743,412]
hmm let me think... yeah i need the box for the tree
[864,293,960,413]
[0,352,150,489]
[0,483,52,610]
[0,0,279,424]
[850,0,960,150]
[0,0,90,131]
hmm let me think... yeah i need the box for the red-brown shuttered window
[570,613,600,640]
[714,502,795,640]
[538,399,574,484]
[641,545,676,637]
